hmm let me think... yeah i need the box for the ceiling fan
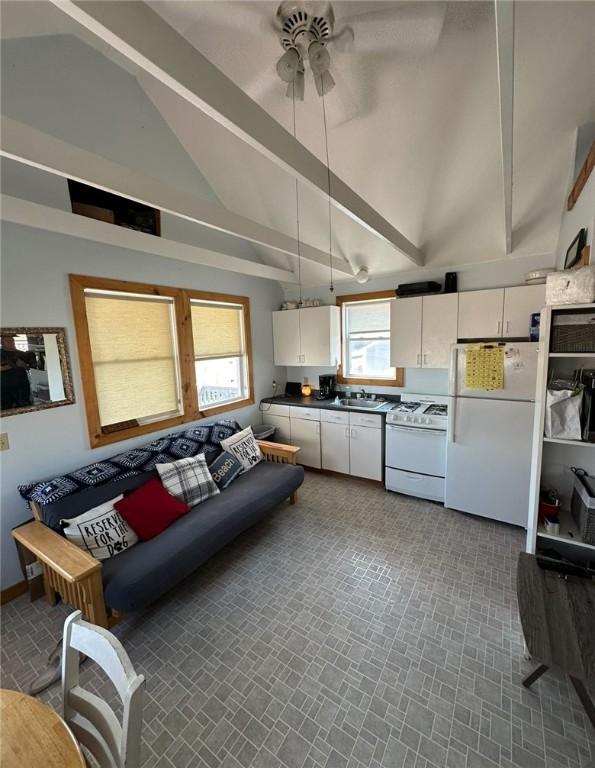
[270,1,447,103]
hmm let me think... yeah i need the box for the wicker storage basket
[551,313,595,353]
[570,471,595,545]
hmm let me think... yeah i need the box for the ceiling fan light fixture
[308,40,331,76]
[355,266,369,284]
[276,47,301,82]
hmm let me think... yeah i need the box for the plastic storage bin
[550,313,595,353]
[252,424,276,441]
[570,470,595,545]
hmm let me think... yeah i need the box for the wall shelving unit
[526,302,595,565]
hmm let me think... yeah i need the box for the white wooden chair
[61,611,145,768]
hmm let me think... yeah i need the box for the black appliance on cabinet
[317,374,336,400]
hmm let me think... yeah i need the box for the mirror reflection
[0,328,74,415]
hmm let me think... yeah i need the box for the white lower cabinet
[321,410,350,474]
[264,415,291,444]
[261,403,383,479]
[261,403,291,444]
[290,417,321,469]
[349,424,383,481]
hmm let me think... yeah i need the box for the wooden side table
[517,552,595,727]
[0,689,85,767]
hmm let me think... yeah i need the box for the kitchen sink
[338,398,384,410]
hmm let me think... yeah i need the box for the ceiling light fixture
[355,266,369,284]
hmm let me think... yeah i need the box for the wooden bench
[13,441,300,629]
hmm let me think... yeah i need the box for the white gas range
[385,394,448,502]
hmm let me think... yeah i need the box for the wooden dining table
[0,689,85,768]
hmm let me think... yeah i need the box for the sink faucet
[359,388,366,398]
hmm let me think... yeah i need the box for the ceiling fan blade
[286,70,305,101]
[339,2,447,54]
[314,70,335,97]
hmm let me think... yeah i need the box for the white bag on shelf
[544,388,583,439]
[545,266,595,306]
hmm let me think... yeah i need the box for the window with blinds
[191,300,248,409]
[343,298,395,379]
[85,291,182,428]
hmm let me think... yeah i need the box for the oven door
[385,424,446,477]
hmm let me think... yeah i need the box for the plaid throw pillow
[156,454,219,507]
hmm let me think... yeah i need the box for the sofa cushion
[208,450,243,490]
[220,426,262,473]
[101,460,304,612]
[114,479,190,541]
[61,495,139,560]
[156,454,219,506]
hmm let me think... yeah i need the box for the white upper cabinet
[272,309,301,366]
[457,288,504,339]
[390,297,422,368]
[421,293,459,368]
[502,284,546,338]
[299,306,340,366]
[390,294,457,369]
[272,306,340,367]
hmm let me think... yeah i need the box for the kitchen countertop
[259,395,396,416]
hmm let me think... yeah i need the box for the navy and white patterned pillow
[208,451,243,490]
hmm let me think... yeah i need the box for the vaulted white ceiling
[2,1,594,287]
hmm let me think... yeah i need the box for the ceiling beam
[1,195,297,282]
[48,0,424,267]
[495,0,514,255]
[0,117,352,276]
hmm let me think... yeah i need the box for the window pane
[196,357,244,408]
[346,338,392,378]
[345,301,390,334]
[85,294,180,426]
[191,303,243,359]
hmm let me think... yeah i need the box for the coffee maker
[317,374,336,400]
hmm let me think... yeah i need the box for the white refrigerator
[445,342,539,527]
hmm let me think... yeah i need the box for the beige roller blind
[85,292,180,426]
[191,302,243,360]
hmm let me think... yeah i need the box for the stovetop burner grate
[424,404,448,416]
[391,401,421,413]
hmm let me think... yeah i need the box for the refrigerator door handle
[448,345,458,397]
[448,397,456,443]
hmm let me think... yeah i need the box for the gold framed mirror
[0,328,75,416]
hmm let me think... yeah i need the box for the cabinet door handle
[497,320,502,336]
[344,427,349,439]
[416,353,421,366]
[351,428,356,438]
[423,353,429,365]
[506,320,510,334]
[316,422,320,434]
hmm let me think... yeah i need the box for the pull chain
[292,84,303,307]
[322,88,334,293]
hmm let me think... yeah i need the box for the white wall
[556,167,595,270]
[0,222,284,589]
[284,252,557,396]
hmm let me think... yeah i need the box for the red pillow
[114,478,189,541]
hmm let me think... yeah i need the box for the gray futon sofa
[15,422,303,626]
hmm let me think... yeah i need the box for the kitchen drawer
[261,402,290,417]
[289,406,321,421]
[385,468,444,502]
[349,411,383,429]
[320,409,349,425]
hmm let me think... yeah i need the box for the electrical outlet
[25,561,42,580]
[0,433,9,451]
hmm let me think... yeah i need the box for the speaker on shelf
[444,272,458,293]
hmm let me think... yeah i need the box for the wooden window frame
[70,275,254,448]
[186,289,255,418]
[336,290,404,387]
